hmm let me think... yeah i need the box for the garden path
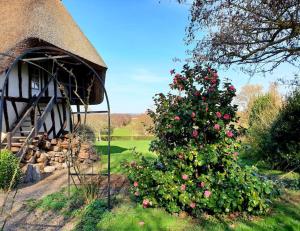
[0,169,69,231]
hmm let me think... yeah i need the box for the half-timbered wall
[0,62,71,140]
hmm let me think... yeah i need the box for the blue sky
[64,0,298,113]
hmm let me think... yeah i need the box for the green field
[112,127,134,136]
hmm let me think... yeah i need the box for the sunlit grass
[94,140,155,173]
[97,202,195,231]
[112,127,133,136]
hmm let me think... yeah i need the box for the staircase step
[12,136,27,140]
[1,142,23,147]
[11,146,20,153]
[18,131,32,135]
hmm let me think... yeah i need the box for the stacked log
[20,133,99,173]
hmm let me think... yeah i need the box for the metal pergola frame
[0,46,112,208]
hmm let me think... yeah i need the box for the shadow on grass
[94,145,128,155]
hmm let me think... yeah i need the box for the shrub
[246,90,281,159]
[267,89,300,171]
[0,149,21,191]
[124,64,277,215]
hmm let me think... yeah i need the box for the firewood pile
[21,133,99,174]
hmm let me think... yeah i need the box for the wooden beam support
[3,100,9,132]
[22,55,69,62]
[18,62,23,97]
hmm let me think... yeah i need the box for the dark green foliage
[0,149,21,190]
[124,64,278,215]
[267,89,300,171]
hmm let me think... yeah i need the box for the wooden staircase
[1,95,55,158]
[1,103,49,154]
[0,74,57,157]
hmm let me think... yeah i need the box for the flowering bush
[124,64,278,215]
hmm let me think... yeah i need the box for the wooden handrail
[16,96,55,156]
[35,96,55,136]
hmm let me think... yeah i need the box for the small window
[31,68,40,90]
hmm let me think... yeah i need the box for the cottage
[0,0,108,157]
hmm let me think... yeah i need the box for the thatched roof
[0,0,107,73]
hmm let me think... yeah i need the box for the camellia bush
[124,64,278,215]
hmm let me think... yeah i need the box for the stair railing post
[7,132,11,150]
[34,107,38,137]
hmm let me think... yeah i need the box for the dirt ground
[0,169,129,231]
[0,169,69,231]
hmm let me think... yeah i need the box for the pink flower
[170,69,175,75]
[204,190,212,198]
[202,96,206,101]
[212,72,218,78]
[191,112,196,118]
[223,114,231,120]
[198,182,205,188]
[216,112,222,118]
[134,191,140,196]
[174,116,180,121]
[214,124,220,131]
[204,76,210,81]
[192,130,199,138]
[190,202,196,209]
[143,199,150,208]
[182,174,188,180]
[228,85,235,91]
[226,130,234,138]
[211,78,217,84]
[181,184,186,191]
[134,181,138,187]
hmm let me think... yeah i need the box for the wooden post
[7,132,11,150]
[34,107,38,137]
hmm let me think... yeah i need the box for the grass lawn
[94,140,155,173]
[96,191,300,231]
